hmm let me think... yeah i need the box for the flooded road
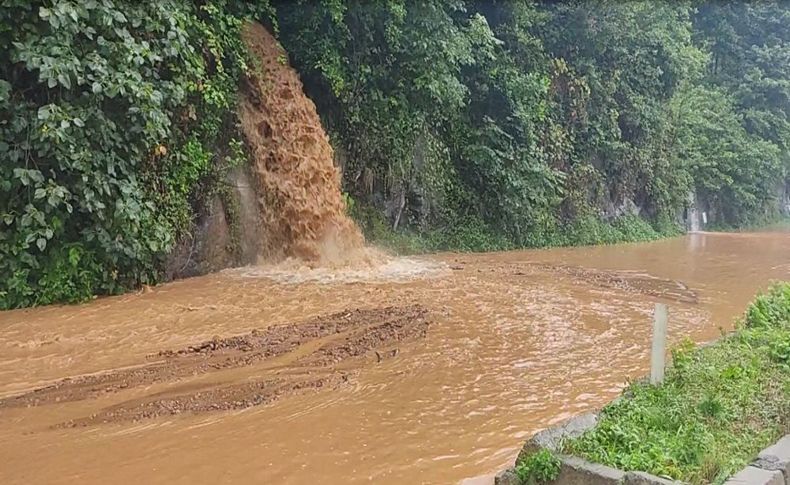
[0,231,788,484]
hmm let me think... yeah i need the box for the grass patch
[761,217,790,231]
[515,449,562,484]
[553,283,790,484]
[348,201,680,255]
[708,215,790,233]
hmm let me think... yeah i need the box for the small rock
[517,413,598,462]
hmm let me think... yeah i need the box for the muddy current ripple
[0,231,788,484]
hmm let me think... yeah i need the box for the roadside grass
[555,283,790,484]
[763,217,790,231]
[515,449,562,484]
[348,201,680,255]
[709,215,790,233]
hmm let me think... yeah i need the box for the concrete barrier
[723,466,783,485]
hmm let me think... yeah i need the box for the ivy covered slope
[0,1,268,309]
[276,1,789,249]
[2,1,789,309]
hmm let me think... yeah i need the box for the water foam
[226,254,447,285]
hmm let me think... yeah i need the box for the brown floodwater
[0,231,788,485]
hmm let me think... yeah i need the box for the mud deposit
[0,306,428,426]
[526,263,700,304]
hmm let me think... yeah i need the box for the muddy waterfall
[239,22,367,266]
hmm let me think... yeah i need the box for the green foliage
[3,242,102,307]
[422,215,513,253]
[3,1,789,308]
[561,215,664,247]
[692,2,790,224]
[349,199,510,254]
[669,84,783,225]
[348,200,429,254]
[0,1,268,309]
[277,0,788,253]
[695,3,790,147]
[275,0,563,241]
[563,283,790,484]
[352,202,673,255]
[514,449,562,485]
[769,334,790,370]
[539,1,705,221]
[744,283,790,329]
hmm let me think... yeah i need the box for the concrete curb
[495,412,790,485]
[723,466,783,485]
[515,412,598,464]
[753,436,790,482]
[495,453,679,485]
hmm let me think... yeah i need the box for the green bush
[548,214,668,248]
[422,215,513,253]
[744,283,790,329]
[769,334,790,370]
[0,1,268,309]
[514,449,562,485]
[351,197,677,256]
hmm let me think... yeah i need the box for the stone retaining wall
[495,413,790,485]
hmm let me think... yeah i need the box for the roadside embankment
[498,283,790,485]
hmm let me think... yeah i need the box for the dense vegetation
[547,283,790,484]
[0,1,271,308]
[2,1,789,308]
[278,0,789,247]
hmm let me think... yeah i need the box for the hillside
[1,1,788,308]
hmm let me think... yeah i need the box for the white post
[650,303,668,385]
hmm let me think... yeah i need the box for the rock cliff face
[165,165,261,280]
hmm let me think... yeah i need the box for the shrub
[514,449,562,485]
[0,1,269,308]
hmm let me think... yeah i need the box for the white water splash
[225,256,448,285]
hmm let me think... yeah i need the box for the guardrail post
[650,303,668,385]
